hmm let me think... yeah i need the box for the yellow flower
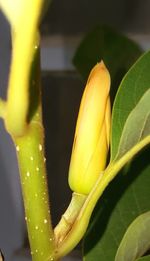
[68,61,111,195]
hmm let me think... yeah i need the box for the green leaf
[136,256,150,261]
[115,211,150,261]
[73,25,142,101]
[116,89,150,160]
[83,147,150,261]
[111,50,150,161]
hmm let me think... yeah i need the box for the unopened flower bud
[68,61,111,195]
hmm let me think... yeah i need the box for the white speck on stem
[36,167,40,172]
[35,225,39,230]
[44,219,48,224]
[30,156,34,161]
[35,249,38,253]
[26,171,30,177]
[35,193,38,198]
[44,157,46,162]
[39,144,42,151]
[25,216,27,221]
[16,146,20,152]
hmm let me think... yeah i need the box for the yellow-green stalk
[69,61,111,195]
[0,1,55,260]
[0,0,44,136]
[9,46,55,261]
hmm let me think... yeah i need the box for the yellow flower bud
[68,61,111,195]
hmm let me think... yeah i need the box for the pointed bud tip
[98,60,105,66]
[90,60,109,75]
[96,60,108,71]
[87,61,110,94]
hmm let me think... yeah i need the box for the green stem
[55,136,150,259]
[14,123,55,261]
[54,192,87,246]
[1,2,56,260]
[7,44,56,261]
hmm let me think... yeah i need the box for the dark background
[41,0,150,35]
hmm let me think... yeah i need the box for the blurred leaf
[116,89,150,160]
[73,25,142,102]
[83,147,150,261]
[115,211,150,261]
[111,50,150,161]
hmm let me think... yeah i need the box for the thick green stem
[14,123,55,261]
[13,46,57,260]
[1,1,56,260]
[6,41,56,260]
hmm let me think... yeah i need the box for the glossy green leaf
[116,89,150,160]
[73,25,142,101]
[111,50,150,161]
[115,211,150,261]
[83,147,150,261]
